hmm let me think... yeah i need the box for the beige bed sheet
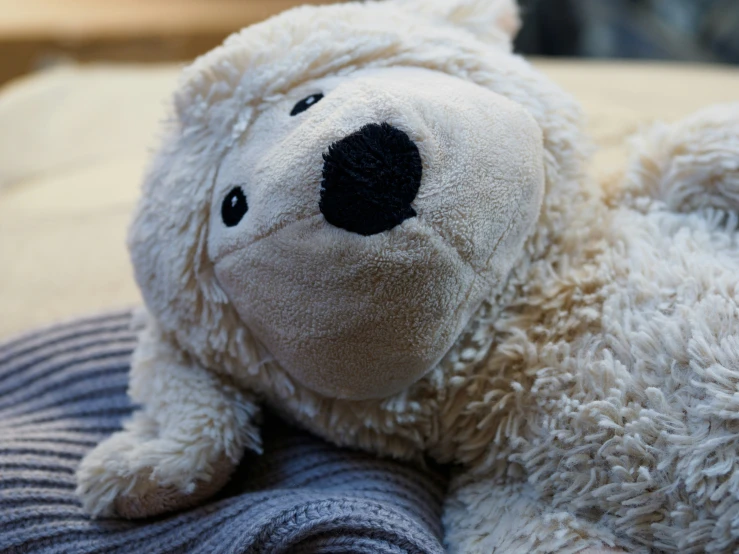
[1,60,738,338]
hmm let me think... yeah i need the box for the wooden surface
[0,0,338,84]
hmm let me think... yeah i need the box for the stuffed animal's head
[129,0,585,400]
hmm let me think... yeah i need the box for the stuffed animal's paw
[623,103,739,213]
[76,427,235,519]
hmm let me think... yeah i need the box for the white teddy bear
[76,1,739,552]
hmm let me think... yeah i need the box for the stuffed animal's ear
[392,0,520,46]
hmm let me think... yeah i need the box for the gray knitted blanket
[0,311,447,554]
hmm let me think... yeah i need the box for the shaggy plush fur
[75,1,739,552]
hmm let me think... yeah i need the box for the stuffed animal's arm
[76,326,261,518]
[618,103,739,214]
[443,477,627,554]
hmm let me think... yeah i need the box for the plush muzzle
[209,67,545,400]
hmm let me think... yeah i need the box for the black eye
[291,93,324,116]
[221,187,248,227]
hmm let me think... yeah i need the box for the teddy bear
[75,0,739,552]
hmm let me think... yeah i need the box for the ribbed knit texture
[0,311,447,554]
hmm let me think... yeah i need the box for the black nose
[320,123,423,236]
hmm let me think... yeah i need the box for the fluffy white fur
[75,1,739,552]
[392,0,521,46]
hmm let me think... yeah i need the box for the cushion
[0,311,448,553]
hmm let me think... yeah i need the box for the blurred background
[516,0,739,63]
[0,0,737,86]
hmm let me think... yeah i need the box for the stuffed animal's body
[76,1,739,552]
